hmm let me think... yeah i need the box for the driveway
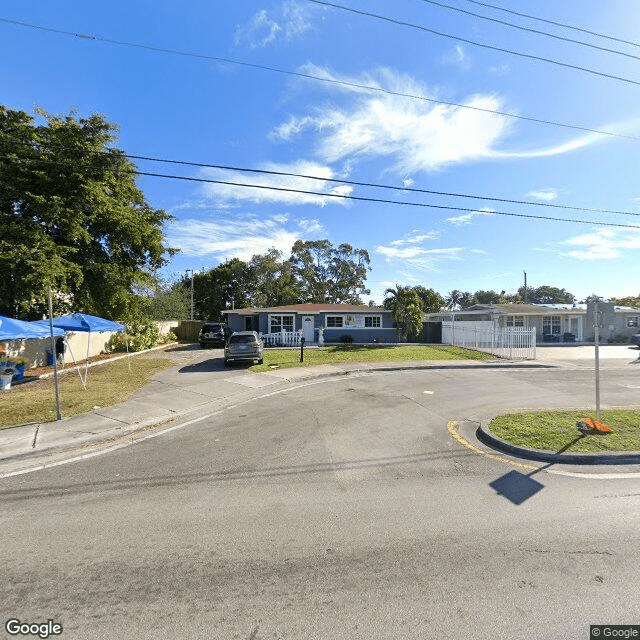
[535,343,640,366]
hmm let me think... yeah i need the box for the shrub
[339,334,353,343]
[106,320,160,353]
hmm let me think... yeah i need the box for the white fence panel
[441,321,536,360]
[260,330,302,346]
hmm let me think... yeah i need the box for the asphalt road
[1,365,640,640]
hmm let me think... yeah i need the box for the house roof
[223,303,387,315]
[425,303,583,320]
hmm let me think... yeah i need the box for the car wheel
[258,358,263,364]
[224,359,230,366]
[200,343,206,348]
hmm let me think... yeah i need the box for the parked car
[198,322,231,348]
[224,331,264,365]
[631,333,640,347]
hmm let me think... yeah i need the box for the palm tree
[445,289,462,310]
[383,285,424,342]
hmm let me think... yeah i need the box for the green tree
[248,249,298,307]
[383,285,424,342]
[413,286,445,313]
[473,290,506,305]
[138,277,191,321]
[445,289,463,310]
[458,291,477,309]
[0,106,174,320]
[521,285,576,304]
[289,240,370,303]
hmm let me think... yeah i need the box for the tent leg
[65,339,86,390]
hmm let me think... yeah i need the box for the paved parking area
[536,344,640,364]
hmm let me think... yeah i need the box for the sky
[3,0,640,303]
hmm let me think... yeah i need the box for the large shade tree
[0,106,174,319]
[289,240,371,304]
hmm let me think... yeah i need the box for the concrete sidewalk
[0,344,636,477]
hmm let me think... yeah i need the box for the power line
[417,0,640,62]
[118,170,640,229]
[1,16,639,142]
[306,0,640,87]
[4,152,640,229]
[2,136,639,217]
[461,0,640,50]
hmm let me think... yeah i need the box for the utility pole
[523,270,527,303]
[186,269,194,320]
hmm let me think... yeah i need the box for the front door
[302,316,314,343]
[570,317,580,341]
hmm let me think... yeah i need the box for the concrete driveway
[535,343,640,366]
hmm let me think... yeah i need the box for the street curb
[476,422,640,465]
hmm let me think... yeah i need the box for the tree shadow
[489,434,586,505]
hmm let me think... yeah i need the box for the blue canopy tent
[0,316,64,341]
[0,316,65,387]
[40,313,125,333]
[32,313,126,385]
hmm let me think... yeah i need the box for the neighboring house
[424,301,640,344]
[223,304,397,345]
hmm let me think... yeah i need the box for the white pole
[594,298,601,421]
[85,330,91,384]
[47,287,62,420]
[64,338,86,390]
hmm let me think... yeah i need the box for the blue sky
[3,1,640,303]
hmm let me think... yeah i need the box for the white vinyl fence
[260,330,302,347]
[442,321,536,360]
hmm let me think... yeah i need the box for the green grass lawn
[250,344,497,372]
[489,410,640,453]
[0,357,175,428]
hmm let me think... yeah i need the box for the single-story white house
[425,301,640,344]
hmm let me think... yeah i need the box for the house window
[365,316,381,328]
[628,316,639,327]
[269,314,294,333]
[543,315,561,334]
[506,315,524,327]
[326,316,343,328]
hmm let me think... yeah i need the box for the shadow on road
[0,449,475,501]
[489,434,586,505]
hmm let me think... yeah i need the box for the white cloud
[560,229,640,260]
[527,189,558,202]
[168,213,304,261]
[235,1,312,48]
[199,160,353,207]
[376,230,474,271]
[390,230,439,245]
[446,207,495,226]
[272,66,513,173]
[442,45,471,70]
[402,178,415,188]
[297,217,325,233]
[271,65,640,174]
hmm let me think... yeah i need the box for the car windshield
[229,334,258,344]
[202,324,223,332]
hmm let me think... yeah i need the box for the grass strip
[250,344,497,372]
[0,357,174,428]
[489,410,640,453]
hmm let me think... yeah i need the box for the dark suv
[198,322,231,348]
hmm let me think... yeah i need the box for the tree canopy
[289,240,371,304]
[0,106,174,320]
[383,285,424,341]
